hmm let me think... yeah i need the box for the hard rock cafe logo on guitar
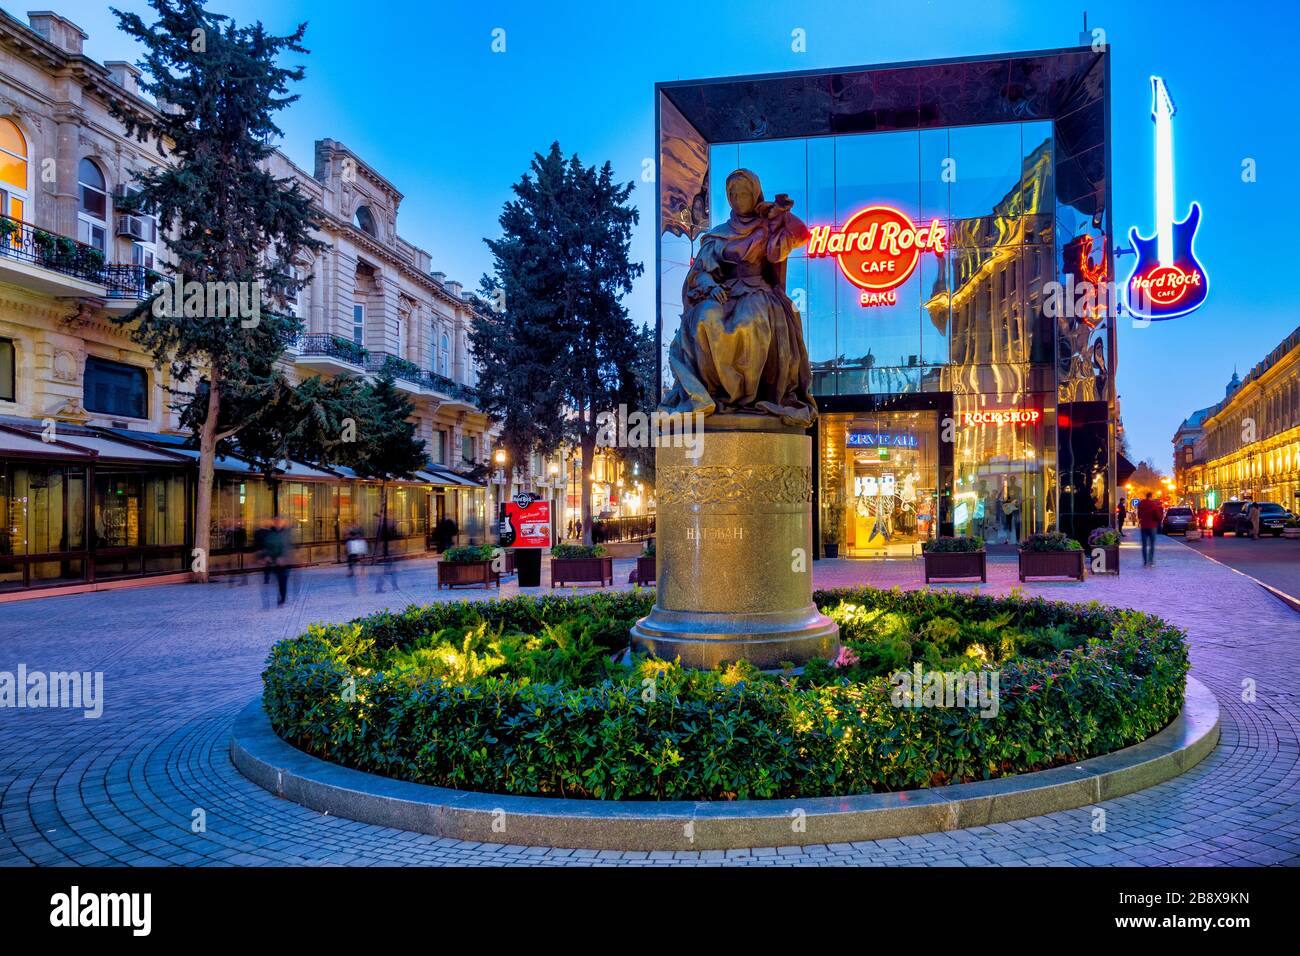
[1123,75,1208,321]
[807,206,946,308]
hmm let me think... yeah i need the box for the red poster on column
[505,492,551,548]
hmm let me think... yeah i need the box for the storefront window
[822,411,939,556]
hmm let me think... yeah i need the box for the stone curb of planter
[231,677,1218,852]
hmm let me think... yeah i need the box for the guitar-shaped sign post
[1124,76,1209,321]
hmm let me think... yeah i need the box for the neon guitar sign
[1124,76,1208,320]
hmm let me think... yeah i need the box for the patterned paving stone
[0,537,1296,866]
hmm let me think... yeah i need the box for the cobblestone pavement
[2,536,1297,867]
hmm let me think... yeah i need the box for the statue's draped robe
[661,206,818,427]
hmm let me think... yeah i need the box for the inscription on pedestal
[686,525,745,542]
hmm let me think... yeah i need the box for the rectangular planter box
[1018,549,1085,582]
[922,549,986,583]
[551,556,613,588]
[437,559,500,589]
[631,555,656,586]
[1089,544,1120,575]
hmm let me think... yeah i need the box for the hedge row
[262,588,1189,801]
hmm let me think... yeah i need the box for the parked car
[1160,506,1196,535]
[1235,502,1292,537]
[1196,507,1217,531]
[1213,500,1253,537]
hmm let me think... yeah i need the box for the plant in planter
[0,215,18,249]
[551,542,613,588]
[1086,527,1122,574]
[1018,531,1085,581]
[920,535,986,583]
[821,503,844,558]
[632,539,656,586]
[1283,518,1300,540]
[437,543,500,589]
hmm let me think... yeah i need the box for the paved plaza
[1,536,1298,867]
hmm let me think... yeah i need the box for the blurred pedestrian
[261,516,292,606]
[1249,502,1262,540]
[374,514,398,593]
[1137,492,1163,568]
[1115,500,1127,538]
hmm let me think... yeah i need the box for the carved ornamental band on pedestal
[656,464,812,506]
[631,169,839,670]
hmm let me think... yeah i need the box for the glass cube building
[655,47,1117,554]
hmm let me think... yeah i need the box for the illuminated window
[0,117,28,224]
[77,158,108,252]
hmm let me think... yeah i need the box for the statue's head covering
[725,168,764,213]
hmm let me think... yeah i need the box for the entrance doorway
[821,410,939,557]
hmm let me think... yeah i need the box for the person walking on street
[1116,500,1127,538]
[344,523,367,593]
[374,515,398,593]
[1137,492,1163,568]
[259,516,292,606]
[1249,502,1262,540]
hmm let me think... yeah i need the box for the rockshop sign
[807,205,947,307]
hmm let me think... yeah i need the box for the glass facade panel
[666,71,1113,546]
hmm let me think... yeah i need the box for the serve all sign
[504,492,551,548]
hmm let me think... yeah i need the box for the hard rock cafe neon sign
[807,206,946,308]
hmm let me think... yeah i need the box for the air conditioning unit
[115,215,155,242]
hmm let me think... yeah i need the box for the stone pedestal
[631,415,839,669]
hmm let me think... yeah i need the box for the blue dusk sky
[52,0,1299,468]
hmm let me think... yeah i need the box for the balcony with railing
[0,216,162,304]
[363,351,480,408]
[291,339,478,409]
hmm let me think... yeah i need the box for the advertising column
[503,491,550,587]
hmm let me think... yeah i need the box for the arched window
[354,205,376,237]
[439,330,450,377]
[77,157,108,252]
[0,117,28,224]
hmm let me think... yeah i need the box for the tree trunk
[194,375,220,584]
[581,431,595,547]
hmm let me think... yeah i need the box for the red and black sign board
[504,492,550,548]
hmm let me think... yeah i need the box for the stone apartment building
[0,8,500,593]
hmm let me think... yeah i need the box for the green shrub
[263,586,1188,801]
[1020,532,1082,552]
[442,544,495,563]
[641,540,656,557]
[921,535,984,553]
[551,542,608,559]
[1087,528,1121,548]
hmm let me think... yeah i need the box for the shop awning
[0,422,190,465]
[1116,453,1137,486]
[420,465,483,488]
[0,424,95,460]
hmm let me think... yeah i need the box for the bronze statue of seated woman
[660,168,818,428]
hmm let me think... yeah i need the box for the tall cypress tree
[472,142,643,545]
[108,0,324,580]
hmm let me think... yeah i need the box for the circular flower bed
[262,588,1188,801]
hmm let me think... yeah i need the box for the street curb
[231,677,1219,851]
[1173,538,1300,613]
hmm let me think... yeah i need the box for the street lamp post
[493,448,508,543]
